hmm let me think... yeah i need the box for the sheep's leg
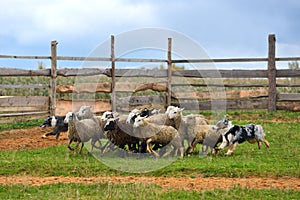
[146,139,160,158]
[67,138,74,151]
[79,142,84,154]
[179,147,185,159]
[152,150,160,158]
[93,139,102,149]
[89,139,101,154]
[187,138,197,154]
[225,142,238,156]
[100,140,110,152]
[161,148,173,158]
[73,141,80,155]
[202,144,209,154]
[89,141,95,154]
[101,141,116,155]
[146,139,153,153]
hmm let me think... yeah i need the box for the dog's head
[40,116,53,129]
[215,116,232,129]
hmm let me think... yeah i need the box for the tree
[288,61,299,70]
[37,61,45,70]
[159,64,185,70]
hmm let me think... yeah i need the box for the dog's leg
[216,135,229,151]
[55,132,60,140]
[225,142,238,156]
[257,141,261,149]
[262,139,270,148]
[42,131,55,138]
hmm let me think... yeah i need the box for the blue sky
[0,0,299,69]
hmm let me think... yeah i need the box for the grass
[0,111,299,199]
[1,183,299,200]
[0,118,44,132]
[0,121,299,178]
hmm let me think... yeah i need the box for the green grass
[0,111,299,199]
[0,122,299,178]
[0,119,44,132]
[1,183,299,200]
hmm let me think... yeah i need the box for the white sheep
[164,106,209,150]
[133,116,184,159]
[64,112,103,154]
[77,105,94,120]
[186,125,228,155]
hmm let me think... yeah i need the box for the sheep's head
[126,109,141,124]
[104,118,119,131]
[101,111,119,122]
[140,108,161,117]
[77,106,93,120]
[133,115,147,128]
[165,106,184,119]
[64,112,74,123]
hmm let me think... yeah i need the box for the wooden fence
[1,34,300,122]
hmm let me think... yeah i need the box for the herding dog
[221,123,270,155]
[40,116,68,139]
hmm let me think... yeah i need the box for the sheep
[133,115,184,159]
[77,105,94,120]
[186,124,228,155]
[126,107,161,125]
[64,112,103,154]
[164,106,209,151]
[187,118,232,154]
[100,111,120,122]
[103,117,140,154]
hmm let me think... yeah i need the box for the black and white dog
[215,118,270,155]
[223,124,270,155]
[40,116,68,139]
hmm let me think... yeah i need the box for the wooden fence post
[268,34,277,112]
[50,41,58,116]
[111,35,116,112]
[167,38,172,107]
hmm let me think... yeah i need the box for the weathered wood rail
[0,34,300,122]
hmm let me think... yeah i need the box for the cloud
[0,0,159,46]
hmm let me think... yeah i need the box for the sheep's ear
[179,108,185,112]
[165,106,172,114]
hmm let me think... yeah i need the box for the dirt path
[0,127,299,191]
[0,127,68,151]
[0,175,299,191]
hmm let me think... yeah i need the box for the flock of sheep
[44,105,270,158]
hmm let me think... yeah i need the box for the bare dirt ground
[0,127,299,191]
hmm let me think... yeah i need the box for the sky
[0,0,300,69]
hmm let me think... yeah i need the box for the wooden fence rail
[0,34,300,121]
